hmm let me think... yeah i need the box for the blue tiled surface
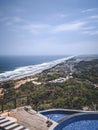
[40,110,77,122]
[62,120,98,130]
[54,113,98,130]
[43,113,68,122]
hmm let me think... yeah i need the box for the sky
[0,0,98,56]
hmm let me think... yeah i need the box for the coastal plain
[0,55,98,112]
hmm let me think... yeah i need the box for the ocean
[0,55,72,82]
[0,55,67,73]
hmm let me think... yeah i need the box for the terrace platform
[9,106,57,130]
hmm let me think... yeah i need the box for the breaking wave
[0,56,75,82]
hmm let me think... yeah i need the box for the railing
[0,95,28,113]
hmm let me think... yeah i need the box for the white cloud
[0,16,50,34]
[12,16,23,22]
[82,30,98,35]
[81,26,96,30]
[82,8,97,13]
[20,23,50,34]
[1,12,97,37]
[56,13,68,18]
[81,25,98,36]
[0,16,23,26]
[52,21,85,33]
[88,15,98,19]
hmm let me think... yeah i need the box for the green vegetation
[73,59,98,84]
[0,58,98,112]
[37,71,65,82]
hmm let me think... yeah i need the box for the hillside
[0,55,98,111]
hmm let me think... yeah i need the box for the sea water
[0,55,66,73]
[0,55,71,82]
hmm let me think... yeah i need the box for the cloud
[0,16,50,34]
[88,15,98,19]
[56,13,68,18]
[78,13,98,36]
[2,14,51,33]
[18,21,86,35]
[81,8,97,13]
[0,15,50,34]
[22,23,50,34]
[12,16,23,22]
[0,10,97,37]
[0,16,23,26]
[82,26,98,36]
[82,26,96,30]
[82,30,98,35]
[52,21,85,33]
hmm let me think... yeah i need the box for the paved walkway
[10,106,55,130]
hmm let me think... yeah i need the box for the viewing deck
[10,106,57,130]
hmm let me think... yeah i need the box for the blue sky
[0,0,98,55]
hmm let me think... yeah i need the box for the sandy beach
[0,56,75,82]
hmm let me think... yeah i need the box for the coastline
[0,55,75,82]
[0,55,98,111]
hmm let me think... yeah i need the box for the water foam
[0,56,75,82]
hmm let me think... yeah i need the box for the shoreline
[0,56,98,111]
[0,55,75,83]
